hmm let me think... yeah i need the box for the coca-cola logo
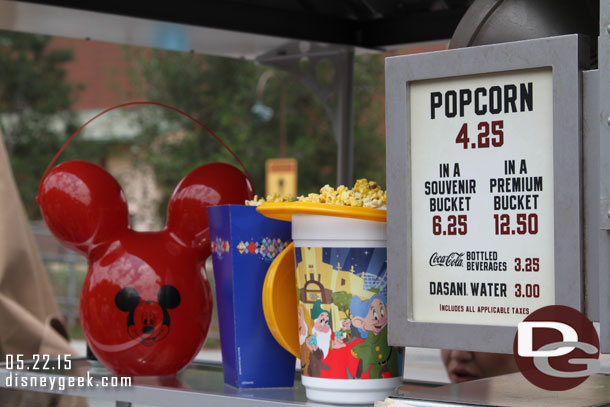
[429,252,464,267]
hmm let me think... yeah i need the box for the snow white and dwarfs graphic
[295,246,400,380]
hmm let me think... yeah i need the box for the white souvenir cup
[263,212,402,405]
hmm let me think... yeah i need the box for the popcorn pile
[246,192,295,206]
[246,179,386,209]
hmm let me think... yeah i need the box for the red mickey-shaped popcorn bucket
[37,102,254,376]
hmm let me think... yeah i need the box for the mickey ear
[37,160,129,256]
[166,162,254,256]
[115,287,140,312]
[158,285,181,309]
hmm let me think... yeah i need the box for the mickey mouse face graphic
[115,285,181,346]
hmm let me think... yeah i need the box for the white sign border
[385,34,587,353]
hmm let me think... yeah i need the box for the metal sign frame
[385,34,587,353]
[599,0,610,354]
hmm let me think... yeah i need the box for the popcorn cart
[2,1,610,407]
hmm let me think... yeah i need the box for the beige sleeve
[0,129,77,358]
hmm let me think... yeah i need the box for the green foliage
[121,47,386,221]
[0,30,95,218]
[353,53,386,186]
[332,291,353,319]
[0,30,387,221]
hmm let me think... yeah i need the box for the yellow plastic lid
[262,242,300,358]
[257,202,386,222]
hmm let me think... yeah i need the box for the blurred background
[0,29,444,350]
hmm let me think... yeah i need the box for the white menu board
[410,68,554,326]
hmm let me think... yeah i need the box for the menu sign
[410,68,555,326]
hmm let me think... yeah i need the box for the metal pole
[280,79,287,158]
[335,49,354,186]
[257,42,356,186]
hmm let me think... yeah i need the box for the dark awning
[2,1,470,58]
